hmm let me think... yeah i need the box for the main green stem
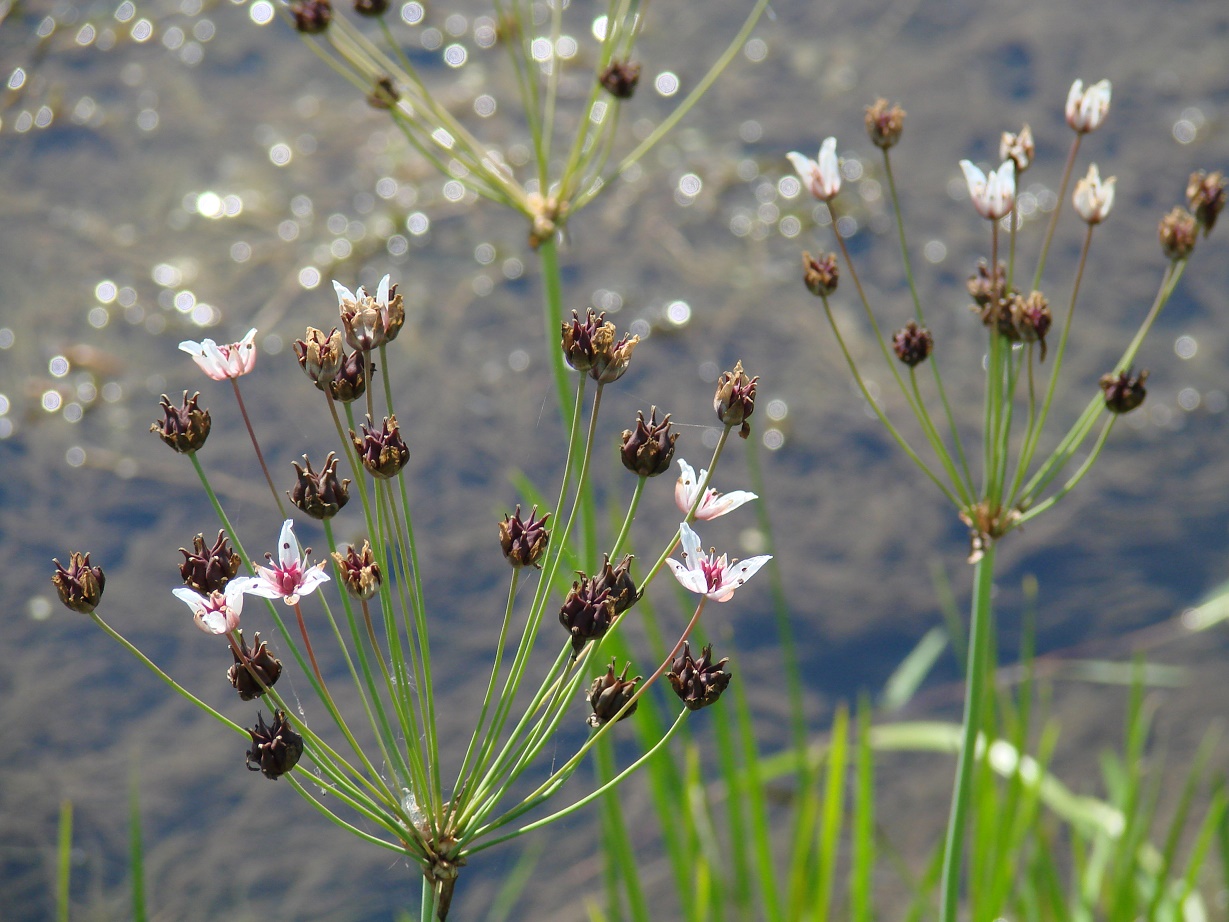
[939,542,996,922]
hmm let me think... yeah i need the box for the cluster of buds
[150,391,211,454]
[52,552,106,614]
[228,630,283,700]
[333,541,382,600]
[245,709,304,779]
[1000,125,1034,173]
[291,0,331,34]
[864,99,905,150]
[1159,171,1225,259]
[289,452,351,520]
[293,326,368,401]
[892,321,934,368]
[1100,368,1149,414]
[587,660,640,727]
[351,415,410,479]
[179,531,241,594]
[558,556,638,653]
[802,251,839,298]
[620,407,679,477]
[498,505,551,569]
[714,360,758,439]
[599,61,641,99]
[561,309,639,384]
[966,263,1051,355]
[667,642,731,711]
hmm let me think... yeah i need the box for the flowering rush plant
[52,276,773,919]
[790,82,1223,921]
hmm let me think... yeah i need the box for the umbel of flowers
[53,277,772,919]
[788,81,1222,922]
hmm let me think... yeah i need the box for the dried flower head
[332,541,382,600]
[892,321,934,367]
[293,327,344,386]
[1187,170,1225,236]
[1100,368,1149,414]
[351,415,410,479]
[335,275,405,351]
[150,391,211,453]
[802,250,839,297]
[291,0,331,33]
[289,452,350,520]
[228,630,283,700]
[864,99,906,149]
[559,575,616,653]
[967,259,1007,310]
[499,504,551,569]
[599,60,641,99]
[560,309,639,383]
[620,407,679,477]
[714,360,758,439]
[1010,291,1053,360]
[245,709,304,779]
[1159,206,1199,260]
[1073,163,1116,225]
[179,530,241,595]
[1065,78,1111,134]
[179,329,257,381]
[51,552,105,613]
[1000,125,1034,173]
[667,642,732,711]
[587,660,641,728]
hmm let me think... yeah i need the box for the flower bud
[591,554,638,616]
[51,552,105,613]
[1159,207,1198,260]
[1073,164,1115,225]
[245,709,303,779]
[1187,170,1225,236]
[559,575,615,653]
[332,541,382,600]
[353,0,388,15]
[367,75,399,110]
[291,0,331,33]
[714,360,758,439]
[620,407,679,477]
[599,61,641,99]
[892,321,934,367]
[293,327,344,386]
[150,391,211,454]
[587,660,641,728]
[667,642,732,711]
[1099,368,1148,414]
[802,251,839,297]
[228,630,283,700]
[179,531,241,595]
[864,98,905,149]
[967,259,1007,310]
[289,452,350,520]
[351,415,410,478]
[499,505,551,569]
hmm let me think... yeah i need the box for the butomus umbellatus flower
[179,329,257,381]
[666,522,771,603]
[246,519,330,605]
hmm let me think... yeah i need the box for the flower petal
[333,280,357,306]
[276,519,301,567]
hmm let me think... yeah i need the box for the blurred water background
[2,0,1228,917]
